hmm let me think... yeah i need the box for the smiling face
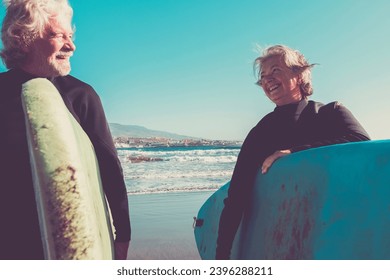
[258,55,302,106]
[21,14,75,78]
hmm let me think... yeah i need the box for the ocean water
[117,145,240,259]
[117,146,240,195]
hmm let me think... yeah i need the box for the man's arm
[76,85,131,258]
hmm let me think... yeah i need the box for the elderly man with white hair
[0,0,130,259]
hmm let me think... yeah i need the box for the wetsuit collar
[273,98,309,121]
[9,68,39,84]
[10,68,58,83]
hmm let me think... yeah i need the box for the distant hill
[109,123,199,140]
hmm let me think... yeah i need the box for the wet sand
[126,191,213,260]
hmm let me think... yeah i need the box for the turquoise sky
[1,0,389,140]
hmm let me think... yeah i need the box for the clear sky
[1,0,389,140]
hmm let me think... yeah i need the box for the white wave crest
[127,185,220,195]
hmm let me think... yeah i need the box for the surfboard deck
[194,140,390,259]
[22,78,114,260]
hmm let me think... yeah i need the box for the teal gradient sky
[1,0,389,140]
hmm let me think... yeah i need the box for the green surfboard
[194,140,390,259]
[21,78,114,259]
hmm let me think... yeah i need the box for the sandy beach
[126,191,214,260]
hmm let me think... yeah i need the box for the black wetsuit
[216,98,370,259]
[0,68,131,259]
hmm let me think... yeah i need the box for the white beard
[46,57,72,77]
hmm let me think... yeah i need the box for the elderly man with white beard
[0,0,130,259]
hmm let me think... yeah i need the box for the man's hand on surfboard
[261,149,291,174]
[114,241,130,260]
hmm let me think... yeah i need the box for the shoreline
[126,191,214,260]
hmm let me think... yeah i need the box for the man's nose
[64,36,76,52]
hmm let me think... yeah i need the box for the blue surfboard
[194,140,390,259]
